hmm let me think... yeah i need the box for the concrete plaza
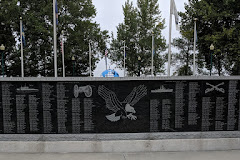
[0,151,239,160]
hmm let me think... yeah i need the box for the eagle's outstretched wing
[123,85,147,106]
[98,85,122,112]
[122,87,137,104]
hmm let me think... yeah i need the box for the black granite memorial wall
[0,80,239,134]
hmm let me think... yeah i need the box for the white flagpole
[105,50,107,70]
[20,17,24,77]
[53,0,57,77]
[61,31,65,77]
[168,0,173,76]
[124,41,126,77]
[193,18,197,76]
[89,43,92,77]
[151,32,154,76]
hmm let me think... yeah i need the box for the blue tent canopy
[101,69,119,77]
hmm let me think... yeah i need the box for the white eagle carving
[98,85,147,122]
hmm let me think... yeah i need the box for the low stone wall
[0,77,240,152]
[0,132,239,152]
[1,76,240,134]
[0,138,240,153]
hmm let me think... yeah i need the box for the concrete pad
[0,153,125,160]
[124,151,240,160]
[0,151,240,160]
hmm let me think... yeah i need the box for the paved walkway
[0,151,239,160]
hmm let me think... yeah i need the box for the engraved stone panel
[0,80,239,134]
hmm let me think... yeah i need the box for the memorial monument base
[0,138,239,153]
[0,132,239,153]
[0,77,240,152]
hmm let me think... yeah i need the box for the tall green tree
[58,0,108,77]
[0,0,20,76]
[172,36,193,76]
[110,0,166,76]
[179,0,240,75]
[0,0,108,77]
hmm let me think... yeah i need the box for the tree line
[0,0,108,77]
[0,0,239,77]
